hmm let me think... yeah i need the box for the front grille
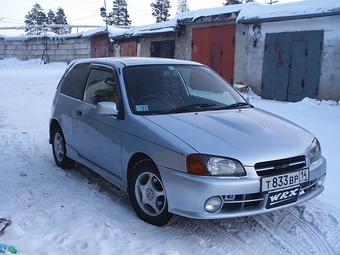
[222,193,263,210]
[219,178,318,212]
[255,156,306,177]
[217,156,317,213]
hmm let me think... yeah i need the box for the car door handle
[76,110,82,117]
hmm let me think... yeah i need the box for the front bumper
[159,156,326,219]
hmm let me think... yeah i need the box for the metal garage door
[262,30,324,102]
[150,40,175,58]
[91,34,113,58]
[120,41,137,56]
[192,24,236,84]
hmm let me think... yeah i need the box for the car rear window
[60,63,90,100]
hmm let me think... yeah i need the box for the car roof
[68,57,204,68]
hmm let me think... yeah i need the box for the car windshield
[123,64,248,115]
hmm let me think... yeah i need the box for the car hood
[143,108,313,166]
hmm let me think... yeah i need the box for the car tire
[52,127,76,169]
[128,160,173,226]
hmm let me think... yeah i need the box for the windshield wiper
[165,103,216,114]
[215,102,251,110]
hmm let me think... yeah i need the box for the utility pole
[100,0,108,31]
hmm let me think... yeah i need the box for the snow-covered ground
[0,58,339,255]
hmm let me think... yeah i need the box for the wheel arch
[126,153,156,190]
[49,118,62,144]
[126,152,173,225]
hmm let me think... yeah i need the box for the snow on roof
[106,5,242,38]
[111,19,178,38]
[0,25,127,40]
[2,0,340,40]
[175,4,242,22]
[82,26,127,37]
[237,0,340,23]
[106,0,340,38]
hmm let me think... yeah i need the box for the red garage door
[192,24,235,84]
[91,34,113,58]
[120,41,137,56]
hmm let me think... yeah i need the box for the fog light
[317,174,326,187]
[204,196,222,213]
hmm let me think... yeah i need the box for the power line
[1,17,25,22]
[1,0,160,29]
[68,14,101,22]
[2,1,104,26]
[0,19,24,25]
[27,0,101,13]
[127,3,153,18]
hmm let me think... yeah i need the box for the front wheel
[128,160,173,226]
[51,127,75,169]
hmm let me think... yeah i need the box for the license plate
[266,185,300,209]
[261,169,308,192]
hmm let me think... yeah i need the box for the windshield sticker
[167,66,176,71]
[135,105,149,111]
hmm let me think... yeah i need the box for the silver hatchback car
[49,57,326,226]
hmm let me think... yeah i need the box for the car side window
[83,68,119,106]
[60,63,90,100]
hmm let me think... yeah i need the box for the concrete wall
[234,15,340,101]
[174,27,192,61]
[234,23,258,90]
[0,36,91,62]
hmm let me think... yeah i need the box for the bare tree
[176,0,189,14]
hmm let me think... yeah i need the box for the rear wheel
[128,160,172,226]
[52,127,75,169]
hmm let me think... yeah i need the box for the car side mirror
[96,102,118,116]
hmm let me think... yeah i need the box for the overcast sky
[0,0,302,29]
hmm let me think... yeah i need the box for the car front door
[72,65,123,184]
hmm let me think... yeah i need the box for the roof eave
[238,10,340,24]
[178,11,240,25]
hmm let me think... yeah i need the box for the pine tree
[176,0,189,14]
[224,0,253,5]
[53,7,71,34]
[151,0,171,23]
[47,9,55,25]
[24,3,48,35]
[107,0,131,26]
[46,9,55,33]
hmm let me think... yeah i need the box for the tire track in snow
[255,204,337,255]
[285,207,337,255]
[167,217,265,255]
[297,200,340,254]
[254,212,309,254]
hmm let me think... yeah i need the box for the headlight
[186,154,246,176]
[206,157,246,176]
[310,137,322,163]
